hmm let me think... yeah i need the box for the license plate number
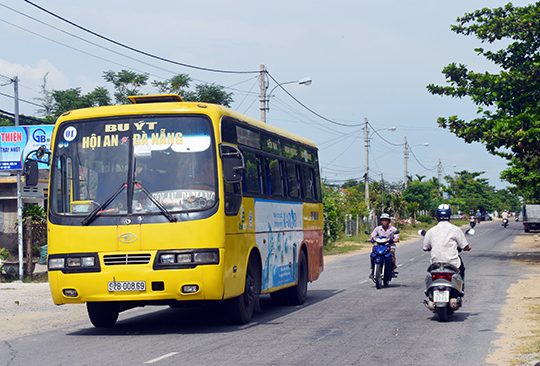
[107,281,146,292]
[433,289,449,302]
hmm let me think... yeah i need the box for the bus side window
[301,165,315,201]
[242,150,262,195]
[313,166,322,202]
[286,161,300,199]
[224,182,242,216]
[265,157,284,197]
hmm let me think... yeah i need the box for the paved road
[0,221,528,365]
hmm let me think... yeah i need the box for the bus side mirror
[24,160,39,187]
[220,143,244,183]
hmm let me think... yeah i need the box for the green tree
[402,179,439,217]
[445,171,497,213]
[49,87,111,121]
[151,74,191,95]
[184,83,234,107]
[427,2,540,201]
[103,69,149,104]
[322,182,345,245]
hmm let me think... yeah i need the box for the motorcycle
[419,224,473,322]
[502,218,509,228]
[369,232,398,289]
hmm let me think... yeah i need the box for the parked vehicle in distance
[481,212,493,221]
[522,204,540,232]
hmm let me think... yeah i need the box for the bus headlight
[154,249,219,269]
[49,257,65,269]
[81,256,95,267]
[67,257,81,267]
[176,253,192,264]
[194,251,219,264]
[48,253,100,273]
[159,254,176,264]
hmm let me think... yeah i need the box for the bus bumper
[48,255,225,305]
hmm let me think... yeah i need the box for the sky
[0,0,534,189]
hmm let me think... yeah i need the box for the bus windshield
[50,115,217,219]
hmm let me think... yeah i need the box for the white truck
[522,204,540,232]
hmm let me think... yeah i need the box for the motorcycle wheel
[375,263,383,289]
[436,306,449,322]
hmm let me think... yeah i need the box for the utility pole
[364,118,370,212]
[380,173,385,212]
[14,76,24,281]
[259,64,268,122]
[437,159,443,197]
[403,136,409,187]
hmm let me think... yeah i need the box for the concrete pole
[259,64,268,123]
[14,76,24,280]
[364,118,369,212]
[437,159,443,197]
[403,136,409,188]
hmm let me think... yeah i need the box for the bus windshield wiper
[81,183,127,226]
[135,182,177,222]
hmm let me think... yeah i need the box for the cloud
[0,59,69,90]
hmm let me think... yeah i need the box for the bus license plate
[108,281,146,292]
[433,290,449,302]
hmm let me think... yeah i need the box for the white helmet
[380,213,391,220]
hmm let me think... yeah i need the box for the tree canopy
[427,2,540,202]
[21,70,235,125]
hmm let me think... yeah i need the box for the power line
[409,146,437,171]
[271,95,355,136]
[0,91,42,107]
[266,71,363,127]
[0,17,172,81]
[367,121,403,147]
[23,0,259,75]
[0,6,257,95]
[269,100,347,137]
[323,136,359,166]
[0,2,180,77]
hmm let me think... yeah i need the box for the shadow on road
[67,288,343,337]
[472,251,540,264]
[427,311,477,323]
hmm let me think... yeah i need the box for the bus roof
[57,99,316,148]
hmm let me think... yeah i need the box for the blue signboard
[0,125,54,171]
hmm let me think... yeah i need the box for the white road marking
[360,280,368,284]
[409,258,415,262]
[397,264,403,268]
[144,352,178,364]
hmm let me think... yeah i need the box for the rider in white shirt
[423,204,471,279]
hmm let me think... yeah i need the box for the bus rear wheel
[228,256,261,325]
[87,302,119,328]
[287,251,308,305]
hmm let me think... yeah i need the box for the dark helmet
[437,204,452,221]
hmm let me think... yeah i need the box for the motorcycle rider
[370,213,399,277]
[475,209,482,224]
[423,204,471,280]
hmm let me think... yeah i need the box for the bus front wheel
[87,302,119,328]
[228,256,261,325]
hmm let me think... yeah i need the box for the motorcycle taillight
[431,272,453,281]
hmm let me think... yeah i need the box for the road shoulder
[486,233,540,366]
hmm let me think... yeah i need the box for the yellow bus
[29,94,324,327]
